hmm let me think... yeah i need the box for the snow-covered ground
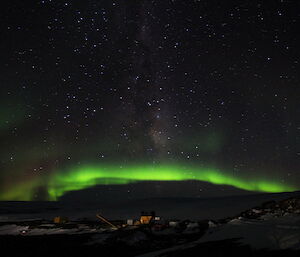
[136,214,300,257]
[0,191,299,257]
[136,194,300,257]
[0,223,104,236]
[200,214,300,250]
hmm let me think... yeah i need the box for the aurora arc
[0,164,297,201]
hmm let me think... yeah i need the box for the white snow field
[200,214,300,250]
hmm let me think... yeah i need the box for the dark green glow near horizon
[0,164,297,201]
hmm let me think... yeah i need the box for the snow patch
[200,214,300,250]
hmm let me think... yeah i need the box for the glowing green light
[0,179,42,201]
[46,164,296,200]
[0,163,297,201]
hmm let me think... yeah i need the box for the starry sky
[0,0,299,201]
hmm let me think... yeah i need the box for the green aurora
[0,163,297,201]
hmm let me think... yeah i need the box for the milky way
[0,0,299,201]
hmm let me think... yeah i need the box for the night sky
[0,0,299,201]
